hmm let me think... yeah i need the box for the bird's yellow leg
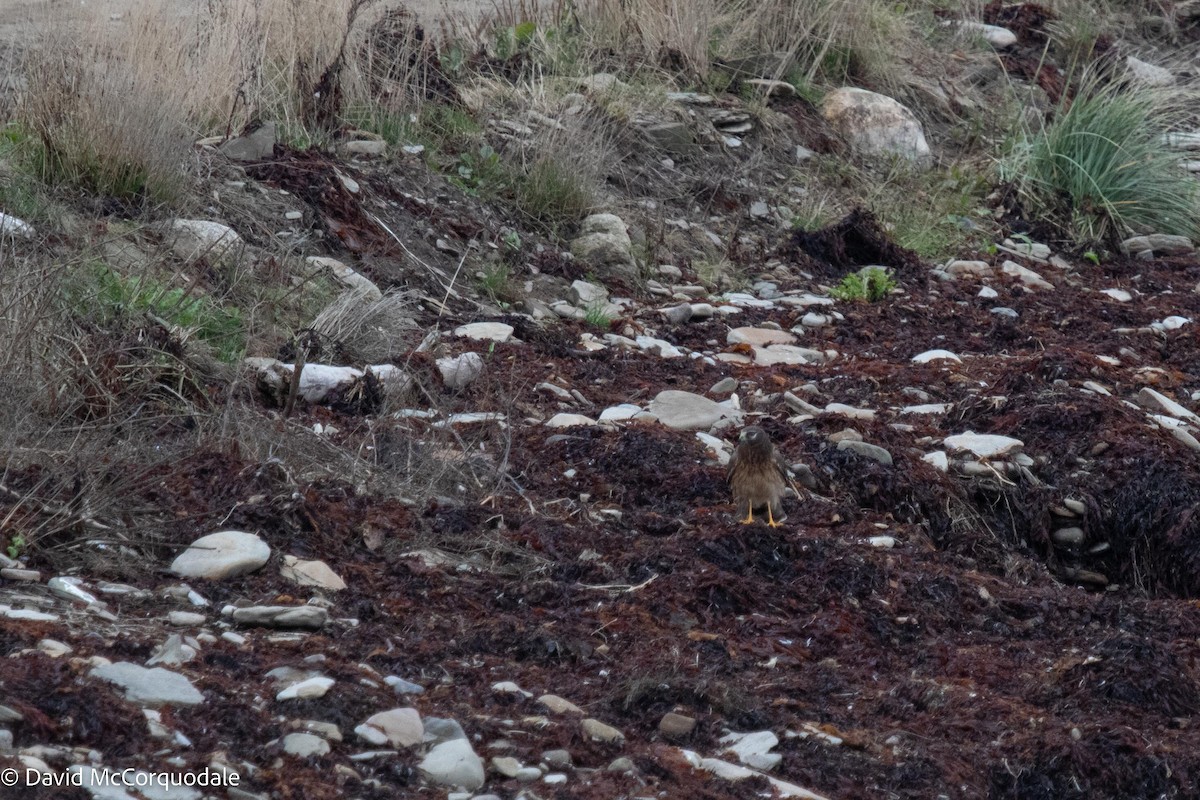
[739,503,754,525]
[767,505,783,528]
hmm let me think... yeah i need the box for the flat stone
[752,345,824,366]
[90,662,203,707]
[956,20,1017,48]
[47,576,100,605]
[911,349,961,364]
[283,732,330,757]
[824,403,875,421]
[170,531,270,580]
[537,694,583,715]
[582,718,625,743]
[306,256,382,301]
[945,259,993,278]
[648,390,743,431]
[419,738,486,791]
[546,413,597,428]
[277,676,335,701]
[1001,260,1053,290]
[943,432,1024,459]
[231,605,328,629]
[359,708,423,748]
[218,122,276,161]
[1126,55,1174,86]
[386,676,425,695]
[454,322,515,343]
[710,377,738,395]
[1137,388,1199,423]
[280,556,346,591]
[598,404,643,422]
[146,633,198,666]
[342,139,387,156]
[728,327,796,347]
[661,304,693,324]
[1101,288,1132,303]
[836,440,893,465]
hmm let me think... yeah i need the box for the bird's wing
[772,448,789,480]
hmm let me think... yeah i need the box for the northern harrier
[727,425,789,527]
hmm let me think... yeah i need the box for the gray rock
[342,139,387,156]
[749,201,771,219]
[642,121,698,155]
[1051,527,1086,546]
[571,279,609,306]
[582,718,625,743]
[648,390,743,431]
[659,712,697,737]
[231,605,328,629]
[280,556,346,591]
[491,756,522,777]
[438,352,485,390]
[956,21,1017,48]
[170,531,270,580]
[424,717,468,745]
[277,676,334,700]
[607,757,635,772]
[169,219,243,263]
[821,88,931,167]
[515,767,543,782]
[991,307,1019,319]
[358,708,423,748]
[543,749,572,766]
[312,256,382,300]
[546,413,597,428]
[689,303,715,319]
[836,440,893,465]
[146,633,198,667]
[945,259,992,278]
[661,304,693,324]
[1126,55,1174,86]
[1119,234,1194,256]
[1137,387,1199,422]
[943,432,1024,458]
[168,611,207,627]
[538,694,583,715]
[570,214,638,282]
[1001,260,1053,290]
[454,322,515,343]
[218,122,276,161]
[419,739,486,791]
[0,212,35,239]
[911,349,961,364]
[90,662,204,707]
[387,677,426,695]
[283,732,331,757]
[710,377,738,395]
[47,576,100,605]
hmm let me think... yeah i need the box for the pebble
[47,576,101,606]
[978,286,998,299]
[280,556,346,591]
[1001,260,1053,290]
[1101,288,1132,302]
[538,694,583,715]
[0,568,40,582]
[582,718,625,743]
[170,531,271,580]
[544,772,569,784]
[710,377,738,395]
[991,306,1019,319]
[515,766,543,782]
[824,403,876,421]
[608,757,635,772]
[922,452,949,471]
[728,327,796,346]
[169,611,207,627]
[659,712,697,737]
[542,749,572,766]
[438,352,486,389]
[492,680,532,697]
[836,440,893,465]
[661,304,693,324]
[38,639,73,658]
[1051,527,1086,546]
[386,677,426,695]
[491,756,521,777]
[911,349,961,364]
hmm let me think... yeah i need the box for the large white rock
[168,219,243,262]
[943,432,1024,459]
[648,390,744,431]
[1126,56,1174,87]
[454,322,514,343]
[821,88,931,167]
[357,707,423,748]
[90,662,204,707]
[283,732,330,757]
[0,212,35,239]
[419,738,485,791]
[955,21,1017,48]
[170,531,270,580]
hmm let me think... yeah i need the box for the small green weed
[830,267,896,302]
[583,301,615,328]
[6,534,26,561]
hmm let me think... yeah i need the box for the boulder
[821,88,931,167]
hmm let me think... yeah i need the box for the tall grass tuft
[1003,72,1200,244]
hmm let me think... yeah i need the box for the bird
[726,425,790,528]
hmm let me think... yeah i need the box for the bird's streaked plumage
[726,425,789,527]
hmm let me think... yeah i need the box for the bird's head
[739,426,767,445]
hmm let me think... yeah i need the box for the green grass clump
[830,267,896,302]
[92,266,246,361]
[514,156,593,234]
[1003,73,1200,244]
